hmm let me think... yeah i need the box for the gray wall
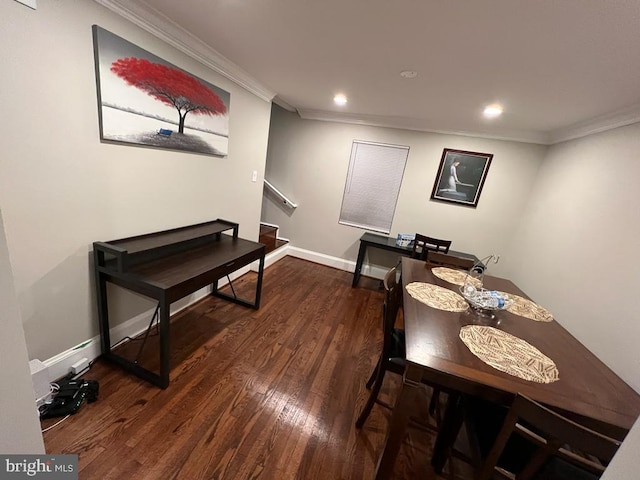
[602,417,640,480]
[263,105,547,276]
[0,209,45,453]
[507,123,640,479]
[506,122,640,393]
[0,0,272,361]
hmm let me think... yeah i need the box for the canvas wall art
[92,25,230,157]
[430,148,493,207]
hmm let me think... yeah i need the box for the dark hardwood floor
[42,256,472,479]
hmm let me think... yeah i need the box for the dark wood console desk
[352,232,480,287]
[93,219,265,388]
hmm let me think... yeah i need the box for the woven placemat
[405,282,468,312]
[459,325,559,384]
[500,293,554,322]
[432,267,482,287]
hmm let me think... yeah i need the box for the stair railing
[263,179,298,209]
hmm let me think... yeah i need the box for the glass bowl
[459,284,513,317]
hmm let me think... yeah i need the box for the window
[339,140,409,234]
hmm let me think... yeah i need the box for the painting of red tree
[110,58,227,134]
[92,25,231,156]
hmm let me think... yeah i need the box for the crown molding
[297,109,551,145]
[94,0,276,103]
[549,102,640,144]
[272,96,296,113]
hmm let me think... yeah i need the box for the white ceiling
[99,0,640,144]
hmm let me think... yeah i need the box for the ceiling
[99,0,640,144]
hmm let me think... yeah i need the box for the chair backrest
[412,233,452,260]
[426,251,475,270]
[477,394,622,480]
[381,265,402,356]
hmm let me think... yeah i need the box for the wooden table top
[109,236,264,303]
[401,257,640,431]
[127,236,262,286]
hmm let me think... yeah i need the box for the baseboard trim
[286,246,389,281]
[288,246,356,272]
[262,244,289,268]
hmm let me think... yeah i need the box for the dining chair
[426,251,475,270]
[355,265,442,429]
[411,233,452,261]
[355,265,405,428]
[473,394,622,480]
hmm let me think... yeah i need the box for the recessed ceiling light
[334,94,347,106]
[400,70,418,78]
[483,104,503,118]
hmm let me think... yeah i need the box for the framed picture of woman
[430,148,493,207]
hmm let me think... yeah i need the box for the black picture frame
[430,148,493,207]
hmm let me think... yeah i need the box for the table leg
[374,364,422,480]
[159,296,170,389]
[95,271,111,355]
[431,392,465,474]
[352,241,368,287]
[254,255,265,309]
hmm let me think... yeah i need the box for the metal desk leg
[374,364,422,479]
[254,255,265,308]
[352,241,368,287]
[95,271,111,355]
[158,297,170,389]
[211,254,265,309]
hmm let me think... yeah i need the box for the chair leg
[366,356,382,390]
[429,388,441,422]
[356,368,387,429]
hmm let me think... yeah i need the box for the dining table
[374,257,640,479]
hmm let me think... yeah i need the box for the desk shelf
[94,219,239,273]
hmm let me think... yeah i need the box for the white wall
[263,106,547,275]
[503,127,640,480]
[0,209,45,454]
[602,417,640,480]
[0,0,272,361]
[506,122,640,393]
